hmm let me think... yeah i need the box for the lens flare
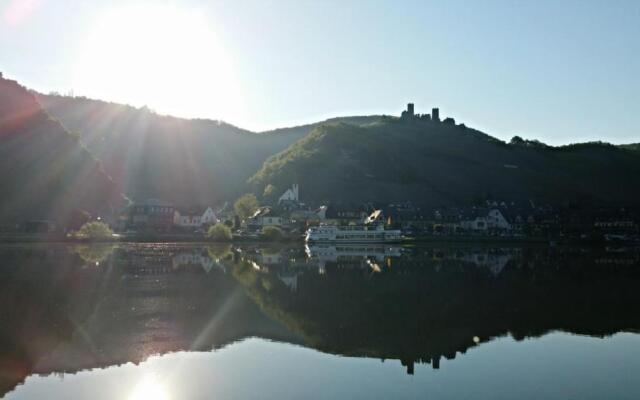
[3,0,41,26]
[128,374,169,400]
[73,3,244,123]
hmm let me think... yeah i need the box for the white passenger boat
[305,223,402,243]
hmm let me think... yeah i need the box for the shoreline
[0,233,633,246]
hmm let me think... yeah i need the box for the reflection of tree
[206,244,233,261]
[2,243,640,396]
[0,246,86,394]
[228,246,640,374]
[0,244,297,397]
[230,259,323,345]
[70,243,118,265]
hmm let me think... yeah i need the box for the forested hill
[0,76,122,225]
[36,93,381,205]
[619,143,640,152]
[250,119,640,206]
[6,77,637,210]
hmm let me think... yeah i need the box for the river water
[1,243,639,399]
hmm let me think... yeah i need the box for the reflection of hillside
[2,244,639,396]
[232,245,640,374]
[0,244,298,397]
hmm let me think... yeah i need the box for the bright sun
[74,3,243,122]
[128,374,170,400]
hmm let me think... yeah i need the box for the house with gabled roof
[173,206,218,228]
[460,208,511,231]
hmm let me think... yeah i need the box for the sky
[1,0,639,144]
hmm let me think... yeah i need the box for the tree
[72,221,114,240]
[206,223,232,241]
[262,184,280,204]
[263,184,277,198]
[234,193,259,219]
[262,226,284,241]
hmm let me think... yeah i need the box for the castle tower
[432,107,440,122]
[407,103,414,117]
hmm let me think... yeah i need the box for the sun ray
[73,3,244,124]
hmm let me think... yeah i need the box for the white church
[278,184,299,204]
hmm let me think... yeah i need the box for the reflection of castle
[231,245,640,376]
[243,244,517,278]
[3,243,640,393]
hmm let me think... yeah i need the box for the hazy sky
[1,0,639,144]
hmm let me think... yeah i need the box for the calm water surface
[1,243,639,399]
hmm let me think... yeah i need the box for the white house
[487,208,511,230]
[174,206,219,228]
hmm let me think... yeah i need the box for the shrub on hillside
[262,226,284,241]
[72,221,114,240]
[234,193,259,219]
[207,223,233,241]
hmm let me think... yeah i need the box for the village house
[173,206,219,229]
[246,207,283,231]
[128,199,175,231]
[317,204,371,225]
[433,208,464,234]
[459,208,512,232]
[383,203,433,231]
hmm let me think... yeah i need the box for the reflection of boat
[305,224,402,243]
[305,244,402,260]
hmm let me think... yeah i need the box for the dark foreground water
[1,243,639,399]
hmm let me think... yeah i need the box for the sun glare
[73,4,243,122]
[128,374,170,400]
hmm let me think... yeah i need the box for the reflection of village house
[277,271,299,291]
[256,252,283,265]
[172,250,222,273]
[460,251,513,276]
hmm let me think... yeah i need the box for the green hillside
[36,93,381,205]
[0,76,123,225]
[619,143,640,152]
[250,119,640,206]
